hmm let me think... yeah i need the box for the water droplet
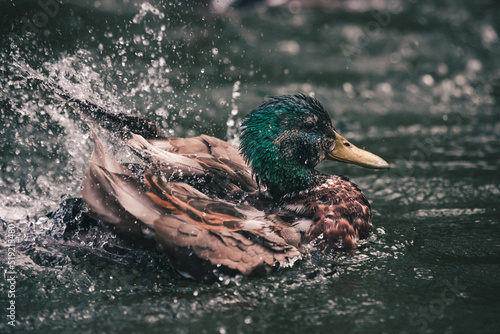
[467,59,482,72]
[343,82,354,93]
[422,74,434,86]
[438,63,448,75]
[277,40,300,55]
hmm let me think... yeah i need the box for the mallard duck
[37,78,389,281]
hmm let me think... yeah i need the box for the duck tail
[32,76,163,140]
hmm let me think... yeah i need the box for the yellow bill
[326,131,390,169]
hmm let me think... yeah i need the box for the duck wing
[126,133,258,199]
[33,76,162,140]
[81,128,163,237]
[82,129,300,281]
[35,76,259,198]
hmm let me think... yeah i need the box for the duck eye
[304,121,315,130]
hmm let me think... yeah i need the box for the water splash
[132,2,165,24]
[226,80,241,147]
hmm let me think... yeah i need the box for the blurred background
[1,0,499,333]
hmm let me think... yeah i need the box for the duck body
[37,78,389,282]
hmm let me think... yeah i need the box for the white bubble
[422,74,434,86]
[343,82,354,93]
[277,40,300,55]
[454,75,466,86]
[438,63,448,75]
[467,59,482,72]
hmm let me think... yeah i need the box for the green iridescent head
[239,94,389,197]
[239,94,336,195]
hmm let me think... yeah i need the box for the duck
[36,77,389,282]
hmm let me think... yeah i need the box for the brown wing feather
[146,135,258,195]
[153,215,300,281]
[125,133,258,199]
[81,129,161,236]
[81,130,300,280]
[143,172,300,279]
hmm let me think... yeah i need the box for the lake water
[1,0,499,333]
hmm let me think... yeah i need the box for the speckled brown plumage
[281,176,372,251]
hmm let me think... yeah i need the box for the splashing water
[132,2,166,24]
[226,80,241,147]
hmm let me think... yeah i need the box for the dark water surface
[1,0,499,333]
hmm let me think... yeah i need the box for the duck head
[239,94,389,196]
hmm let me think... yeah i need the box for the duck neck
[258,162,326,198]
